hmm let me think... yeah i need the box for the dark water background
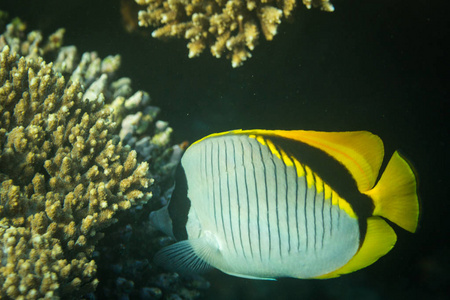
[2,0,449,299]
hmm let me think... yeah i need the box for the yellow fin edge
[314,216,397,279]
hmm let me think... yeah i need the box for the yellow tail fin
[364,151,419,233]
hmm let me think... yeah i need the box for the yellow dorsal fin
[315,216,397,279]
[190,129,245,146]
[192,129,384,192]
[259,130,384,192]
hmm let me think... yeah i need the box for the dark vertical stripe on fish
[292,157,301,251]
[204,142,212,228]
[321,179,325,249]
[301,163,308,251]
[249,139,262,260]
[241,138,253,259]
[231,139,246,259]
[312,172,317,252]
[210,141,218,230]
[256,138,271,258]
[329,186,333,238]
[224,139,237,254]
[217,140,229,248]
[282,151,291,254]
[269,141,282,257]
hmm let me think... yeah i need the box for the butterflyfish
[151,129,419,280]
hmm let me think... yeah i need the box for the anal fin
[315,216,397,279]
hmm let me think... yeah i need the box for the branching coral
[0,18,65,62]
[0,20,209,299]
[135,0,334,67]
[0,38,154,299]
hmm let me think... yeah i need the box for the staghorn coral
[135,0,334,67]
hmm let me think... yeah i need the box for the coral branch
[135,0,334,67]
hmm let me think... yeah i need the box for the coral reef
[0,18,65,62]
[135,0,334,67]
[0,21,205,299]
[0,42,152,298]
